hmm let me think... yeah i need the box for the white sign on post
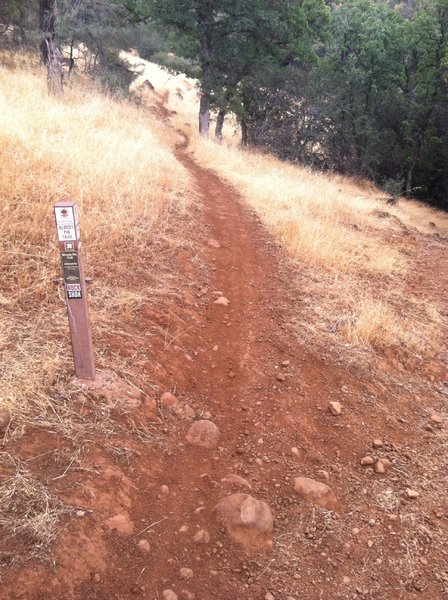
[55,205,80,242]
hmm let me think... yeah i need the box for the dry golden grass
[189,138,446,358]
[0,62,194,439]
[0,452,70,565]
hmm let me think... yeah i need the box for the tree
[114,0,328,138]
[40,0,64,95]
[400,0,448,197]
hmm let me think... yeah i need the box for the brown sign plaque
[54,201,95,379]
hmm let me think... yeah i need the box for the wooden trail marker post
[54,201,95,379]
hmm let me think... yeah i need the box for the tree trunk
[215,109,226,142]
[39,0,55,64]
[199,94,210,138]
[39,0,63,96]
[198,3,214,138]
[405,163,414,198]
[46,38,64,96]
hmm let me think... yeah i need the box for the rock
[193,529,210,544]
[276,372,286,382]
[93,573,101,583]
[406,488,420,499]
[183,405,195,418]
[73,369,142,409]
[162,590,178,600]
[185,420,220,449]
[161,485,170,495]
[317,469,330,482]
[373,439,383,448]
[214,493,274,549]
[179,568,193,580]
[292,477,337,510]
[161,392,178,407]
[430,413,443,425]
[221,474,252,490]
[208,238,221,248]
[291,447,300,458]
[281,360,290,367]
[265,593,275,600]
[214,296,230,306]
[179,525,189,534]
[137,539,151,553]
[375,460,385,474]
[367,540,374,548]
[375,458,391,474]
[360,456,374,466]
[328,401,342,416]
[104,512,134,535]
[0,409,11,432]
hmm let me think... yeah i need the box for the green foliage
[114,0,328,129]
[250,0,448,207]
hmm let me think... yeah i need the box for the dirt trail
[4,147,447,600]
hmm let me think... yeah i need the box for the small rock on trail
[161,392,178,407]
[374,458,391,474]
[137,539,151,553]
[406,488,420,499]
[430,413,443,425]
[291,447,300,458]
[162,591,178,600]
[185,420,220,449]
[328,401,342,416]
[193,529,210,544]
[293,477,338,510]
[179,568,193,580]
[214,493,274,549]
[214,296,230,306]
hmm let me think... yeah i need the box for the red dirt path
[1,147,447,600]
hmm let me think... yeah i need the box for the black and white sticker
[66,283,82,299]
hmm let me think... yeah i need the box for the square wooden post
[54,201,95,379]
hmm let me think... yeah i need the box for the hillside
[0,55,447,600]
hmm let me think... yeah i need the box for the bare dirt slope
[1,145,447,600]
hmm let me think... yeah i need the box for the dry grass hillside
[0,60,193,441]
[189,137,447,365]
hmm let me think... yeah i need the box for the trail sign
[54,201,95,379]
